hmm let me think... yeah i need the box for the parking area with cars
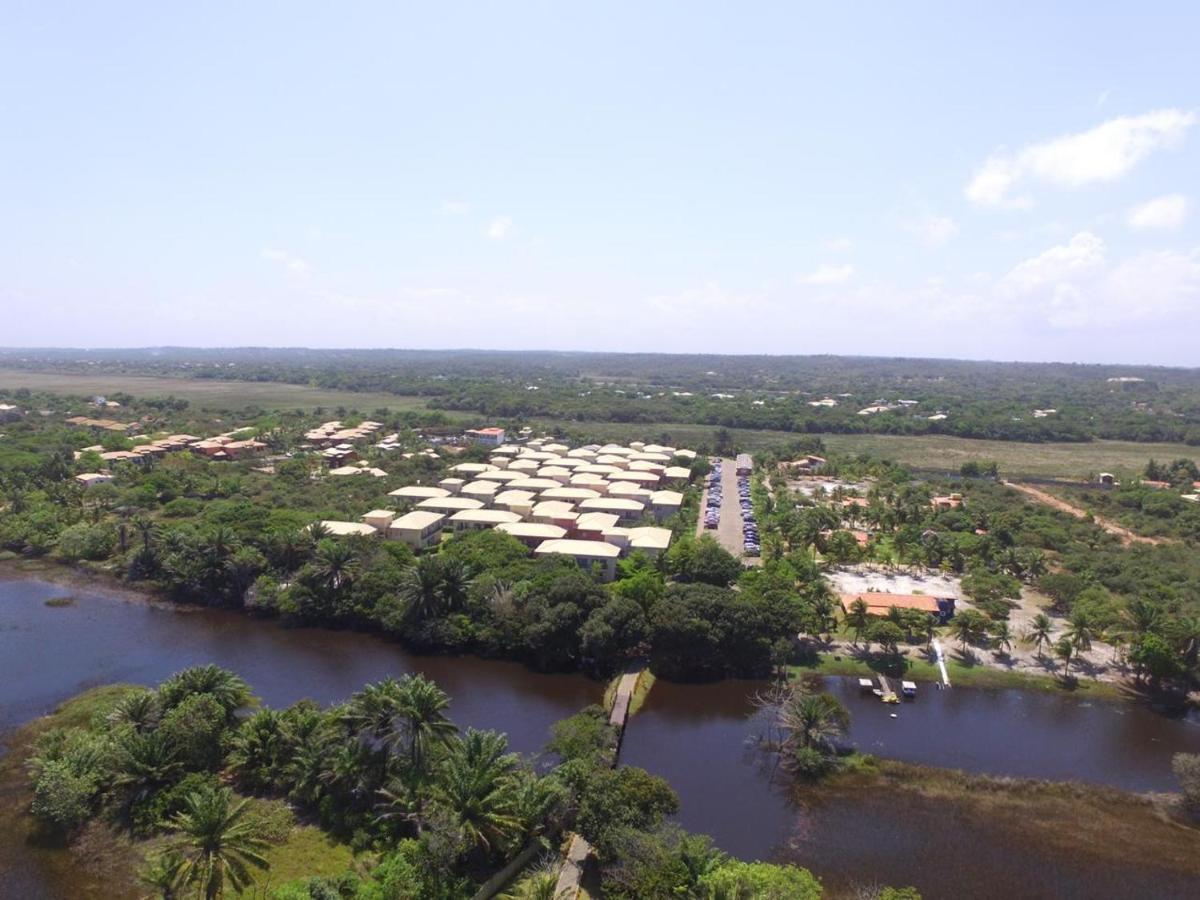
[699,457,758,559]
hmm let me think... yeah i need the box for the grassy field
[534,418,1198,479]
[0,368,469,415]
[821,433,1199,480]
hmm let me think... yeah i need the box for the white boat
[901,680,918,698]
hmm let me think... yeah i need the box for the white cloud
[260,248,312,278]
[821,237,854,252]
[967,109,1195,208]
[440,200,470,215]
[486,216,513,240]
[1128,194,1189,231]
[797,263,854,285]
[908,215,959,247]
[996,231,1200,328]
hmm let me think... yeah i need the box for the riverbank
[797,650,1129,701]
[819,757,1200,882]
[0,685,362,898]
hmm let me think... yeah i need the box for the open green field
[821,433,1198,480]
[534,418,1197,479]
[0,368,466,415]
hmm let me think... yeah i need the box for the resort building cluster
[317,438,697,581]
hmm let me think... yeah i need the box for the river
[3,576,1200,898]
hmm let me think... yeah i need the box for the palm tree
[228,709,288,792]
[107,689,161,733]
[500,862,559,900]
[1054,637,1076,679]
[432,729,521,856]
[400,556,445,622]
[312,540,361,595]
[1065,611,1095,655]
[438,558,474,611]
[990,621,1014,657]
[113,730,184,812]
[777,689,850,756]
[845,599,870,646]
[139,850,185,900]
[168,788,269,899]
[396,674,456,777]
[1024,613,1054,658]
[1120,598,1160,640]
[158,665,251,719]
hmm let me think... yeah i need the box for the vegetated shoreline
[819,757,1200,881]
[0,555,1159,708]
[6,686,1199,899]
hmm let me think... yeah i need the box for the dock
[931,638,952,688]
[875,673,899,703]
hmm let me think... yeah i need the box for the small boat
[901,680,918,698]
[858,678,875,693]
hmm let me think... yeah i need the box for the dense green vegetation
[754,444,1200,694]
[24,668,835,899]
[8,348,1200,444]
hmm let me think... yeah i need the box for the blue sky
[2,2,1197,364]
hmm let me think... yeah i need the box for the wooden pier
[875,673,899,703]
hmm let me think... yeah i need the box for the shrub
[31,759,99,832]
[56,522,118,561]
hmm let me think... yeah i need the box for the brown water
[4,577,1200,899]
[620,679,1200,898]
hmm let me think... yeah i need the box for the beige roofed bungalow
[311,520,378,537]
[663,466,692,481]
[449,509,522,530]
[507,477,563,492]
[496,521,567,547]
[627,526,672,554]
[390,485,451,500]
[540,487,602,503]
[628,460,666,473]
[388,511,445,549]
[575,511,620,532]
[595,454,631,468]
[450,462,498,475]
[417,496,486,513]
[534,538,621,581]
[566,448,597,458]
[577,464,622,475]
[606,482,652,500]
[611,470,660,485]
[475,469,525,483]
[508,459,540,472]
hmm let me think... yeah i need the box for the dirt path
[1003,481,1169,547]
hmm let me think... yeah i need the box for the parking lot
[699,458,758,559]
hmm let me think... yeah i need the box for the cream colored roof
[313,521,378,537]
[493,489,537,504]
[579,497,646,513]
[461,480,500,495]
[595,454,631,467]
[540,487,602,502]
[451,462,499,474]
[543,443,570,453]
[497,521,567,540]
[508,459,540,471]
[507,477,563,491]
[389,485,451,499]
[663,466,692,480]
[537,466,572,478]
[673,449,697,459]
[606,482,652,499]
[450,509,522,525]
[516,450,558,461]
[570,473,608,486]
[628,526,672,551]
[534,538,622,559]
[609,470,659,484]
[630,452,672,463]
[651,490,684,505]
[417,497,486,511]
[628,460,666,473]
[361,509,396,519]
[475,469,526,482]
[389,510,446,531]
[575,511,621,531]
[566,448,597,458]
[532,500,578,517]
[597,444,635,456]
[577,464,623,475]
[642,444,677,455]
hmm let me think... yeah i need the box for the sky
[1,2,1198,365]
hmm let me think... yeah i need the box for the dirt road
[1003,481,1168,547]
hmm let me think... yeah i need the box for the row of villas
[315,438,697,581]
[73,429,268,484]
